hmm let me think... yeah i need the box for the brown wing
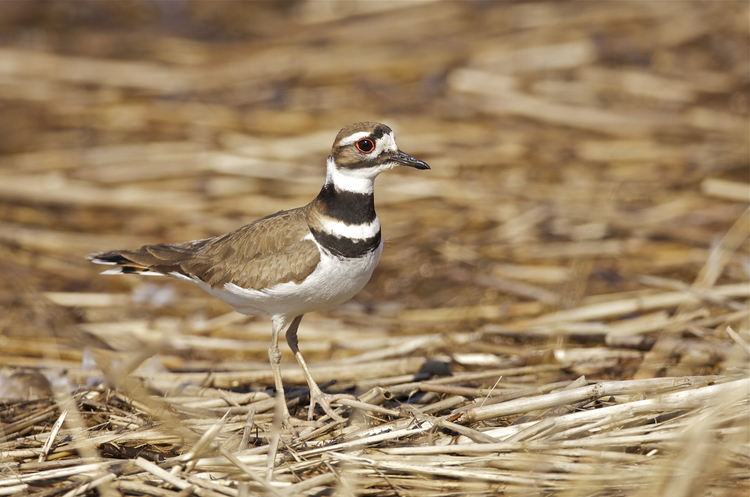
[89,207,320,291]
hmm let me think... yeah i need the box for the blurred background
[0,0,747,383]
[0,2,748,495]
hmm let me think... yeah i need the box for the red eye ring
[356,138,375,154]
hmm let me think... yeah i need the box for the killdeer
[88,122,429,425]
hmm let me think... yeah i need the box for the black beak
[392,150,430,170]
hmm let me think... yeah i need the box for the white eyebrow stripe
[338,131,371,147]
[376,132,397,155]
[339,131,398,158]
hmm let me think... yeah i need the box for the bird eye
[355,138,375,153]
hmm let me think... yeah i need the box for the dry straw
[1,1,748,496]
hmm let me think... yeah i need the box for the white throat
[325,156,378,195]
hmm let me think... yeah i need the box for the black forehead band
[370,127,387,140]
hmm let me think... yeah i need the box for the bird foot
[307,387,356,422]
[282,414,321,432]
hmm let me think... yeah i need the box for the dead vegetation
[0,1,748,496]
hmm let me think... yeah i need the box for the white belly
[197,242,383,317]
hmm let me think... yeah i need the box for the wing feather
[88,207,320,290]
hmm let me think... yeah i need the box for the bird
[88,122,430,426]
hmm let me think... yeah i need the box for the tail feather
[88,252,130,265]
[99,266,165,276]
[88,251,162,276]
[88,248,194,279]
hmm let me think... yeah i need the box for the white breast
[197,239,383,317]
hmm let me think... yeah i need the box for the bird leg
[268,315,299,431]
[285,315,351,422]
